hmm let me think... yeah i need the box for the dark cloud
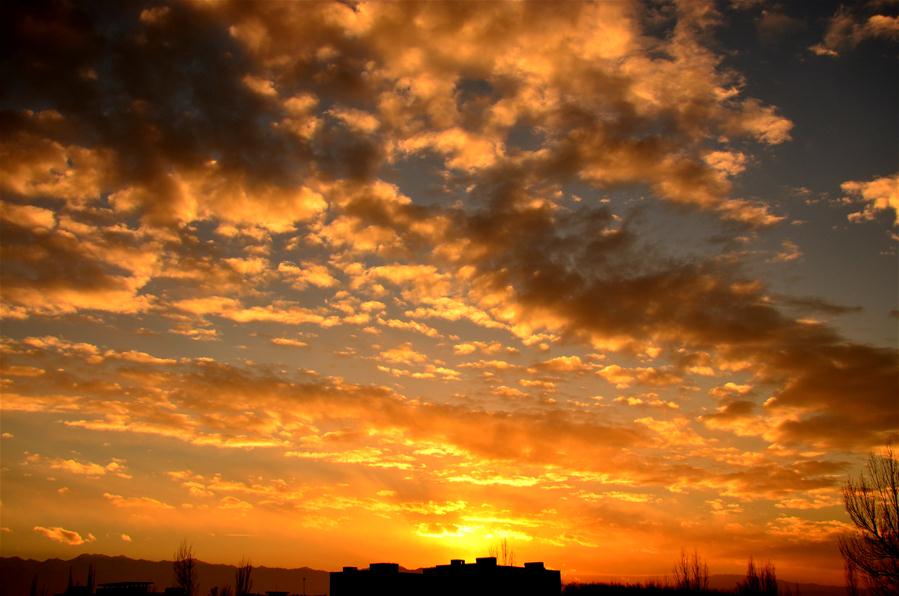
[776,294,863,316]
[440,185,898,448]
[1,0,378,226]
[757,10,804,43]
[0,210,156,315]
[702,399,756,421]
[1,0,893,473]
[291,151,898,451]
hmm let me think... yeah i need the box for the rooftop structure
[95,583,155,596]
[330,557,561,595]
[330,563,424,595]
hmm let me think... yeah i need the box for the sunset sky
[1,0,897,586]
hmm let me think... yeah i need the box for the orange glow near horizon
[1,0,897,589]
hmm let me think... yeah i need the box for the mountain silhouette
[0,554,328,596]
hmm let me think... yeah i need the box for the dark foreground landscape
[1,554,852,596]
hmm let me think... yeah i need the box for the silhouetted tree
[838,446,899,596]
[672,549,709,592]
[235,558,253,596]
[173,541,198,596]
[762,562,778,595]
[30,575,38,596]
[845,561,860,596]
[86,564,96,594]
[67,567,74,593]
[488,538,515,566]
[736,558,777,596]
[219,586,233,596]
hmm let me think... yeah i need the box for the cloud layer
[1,0,896,583]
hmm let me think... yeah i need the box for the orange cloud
[842,173,899,226]
[33,526,95,546]
[103,492,175,510]
[49,457,132,479]
[810,7,899,57]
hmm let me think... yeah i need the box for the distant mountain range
[0,554,329,596]
[0,555,850,596]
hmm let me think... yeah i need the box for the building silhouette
[94,583,156,596]
[330,557,561,595]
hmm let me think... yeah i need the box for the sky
[1,0,897,586]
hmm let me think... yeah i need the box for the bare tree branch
[838,446,899,596]
[235,558,253,596]
[173,540,198,596]
[672,549,709,592]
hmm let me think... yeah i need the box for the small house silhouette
[330,557,561,595]
[95,583,156,596]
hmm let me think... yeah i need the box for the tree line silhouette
[563,552,786,596]
[172,543,260,596]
